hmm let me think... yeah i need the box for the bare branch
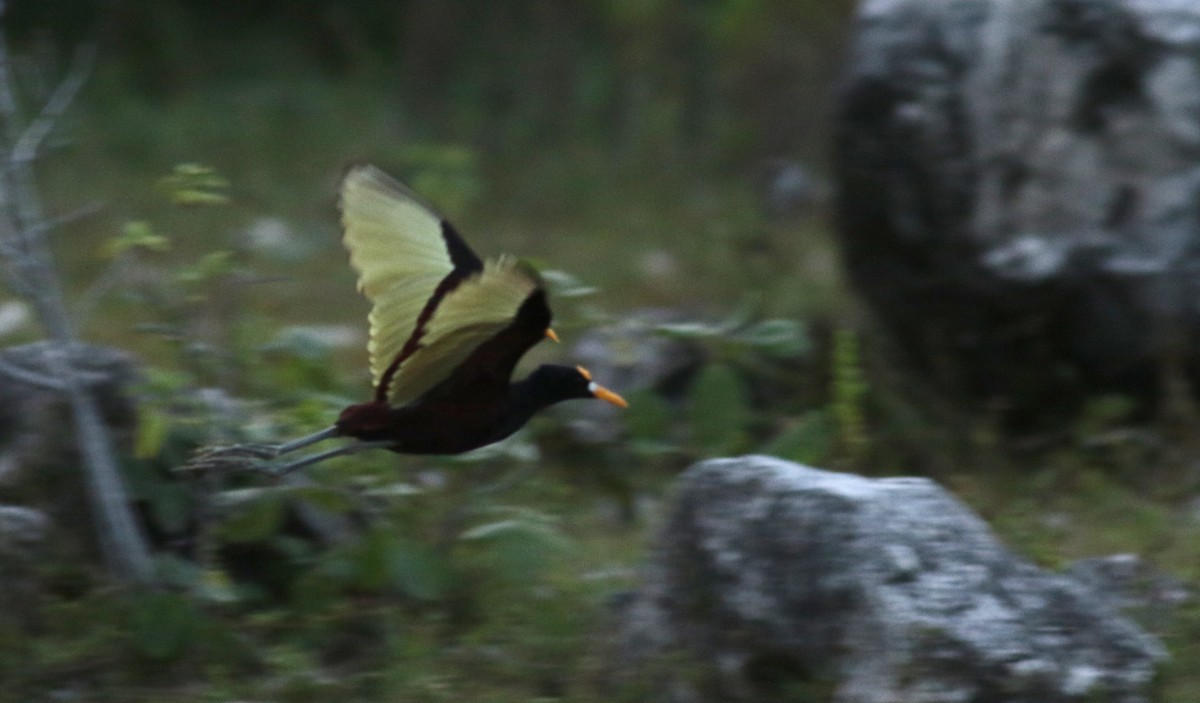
[0,221,33,296]
[0,353,119,390]
[0,355,65,389]
[47,198,103,228]
[11,43,95,167]
[0,7,23,149]
[0,16,157,585]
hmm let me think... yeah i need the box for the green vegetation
[0,2,1197,701]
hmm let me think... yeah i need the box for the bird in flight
[266,165,626,473]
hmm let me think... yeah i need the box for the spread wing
[385,256,544,405]
[339,164,544,406]
[340,165,482,398]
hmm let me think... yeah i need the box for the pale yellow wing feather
[365,273,444,384]
[340,166,455,387]
[386,257,539,405]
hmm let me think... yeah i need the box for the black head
[516,364,628,413]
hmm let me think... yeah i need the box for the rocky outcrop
[610,457,1165,702]
[835,0,1200,427]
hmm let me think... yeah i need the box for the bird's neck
[509,375,571,418]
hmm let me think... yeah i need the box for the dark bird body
[336,366,594,454]
[336,291,597,454]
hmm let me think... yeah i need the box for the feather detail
[339,165,542,406]
[384,256,540,405]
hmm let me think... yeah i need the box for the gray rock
[0,505,50,558]
[610,456,1165,703]
[835,0,1200,426]
[1067,553,1192,631]
[0,505,51,626]
[758,159,828,218]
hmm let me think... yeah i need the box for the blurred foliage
[0,152,834,700]
[640,306,817,460]
[159,162,232,206]
[830,328,867,466]
[10,158,1197,701]
[7,0,854,173]
[0,3,1197,702]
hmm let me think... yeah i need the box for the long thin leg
[275,426,340,456]
[269,439,396,476]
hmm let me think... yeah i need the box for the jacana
[270,165,627,473]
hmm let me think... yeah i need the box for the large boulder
[835,0,1200,427]
[609,457,1165,702]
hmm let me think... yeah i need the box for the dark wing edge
[340,162,485,276]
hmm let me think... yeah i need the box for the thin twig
[11,43,95,167]
[0,355,65,389]
[47,199,103,228]
[0,353,119,390]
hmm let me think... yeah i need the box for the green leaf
[384,537,449,601]
[460,518,568,550]
[348,529,450,600]
[139,367,193,395]
[538,269,599,298]
[120,456,164,503]
[214,488,286,543]
[150,554,238,603]
[196,568,241,604]
[443,432,540,464]
[460,514,569,582]
[399,142,478,170]
[107,220,169,258]
[653,305,749,340]
[736,318,812,359]
[283,483,354,514]
[175,250,235,285]
[360,482,424,499]
[653,320,724,339]
[172,190,230,206]
[134,406,171,459]
[128,592,202,660]
[262,326,341,360]
[622,389,674,452]
[154,553,202,587]
[349,530,389,590]
[148,481,192,535]
[160,163,230,206]
[831,329,869,457]
[762,411,833,465]
[688,363,749,456]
